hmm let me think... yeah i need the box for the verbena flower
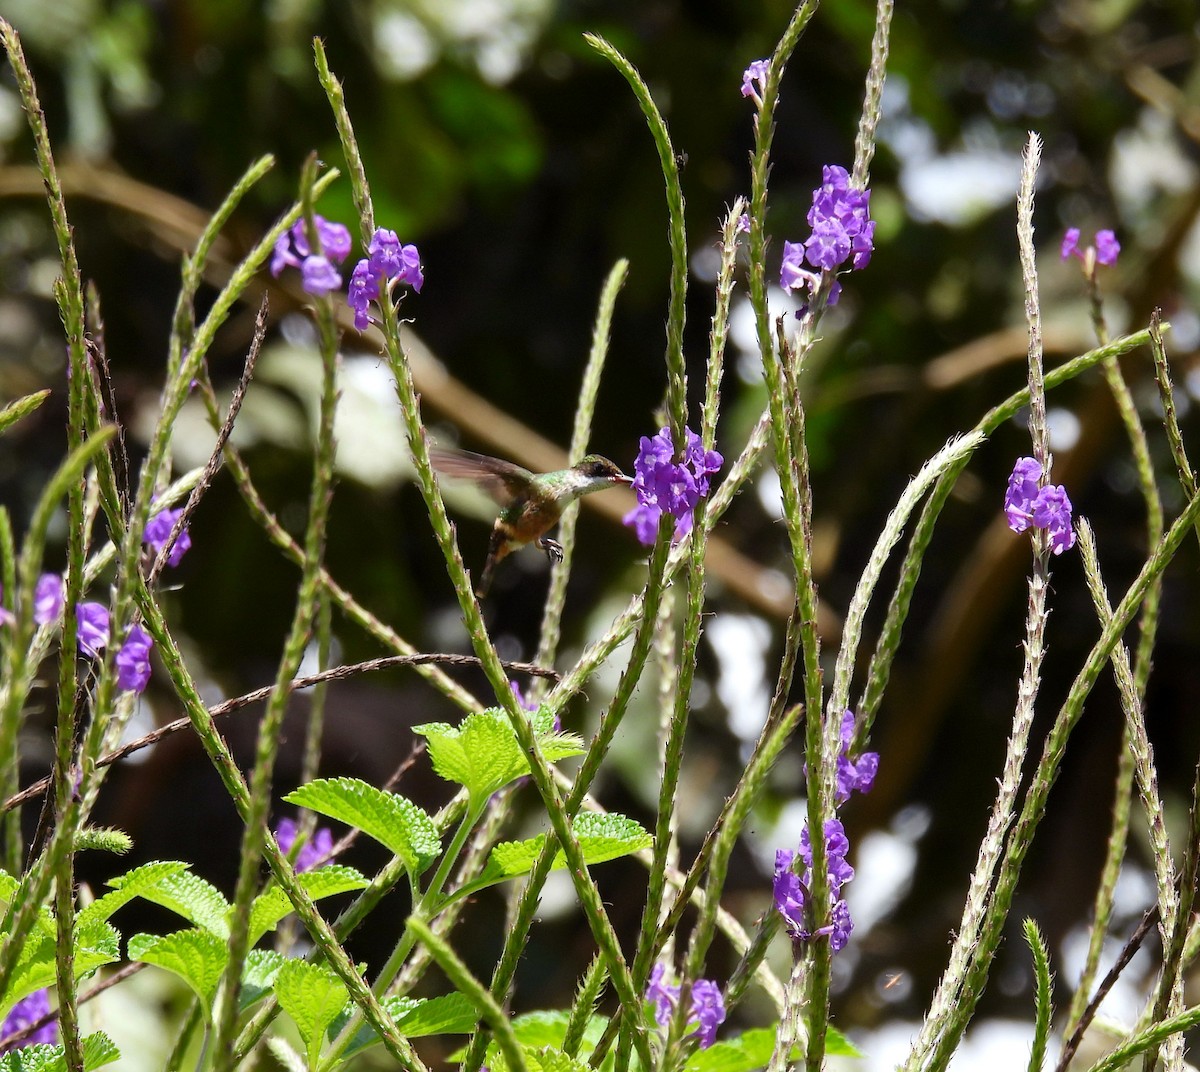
[271,215,352,296]
[33,573,64,625]
[276,817,335,873]
[740,59,769,105]
[645,964,725,1049]
[1061,227,1119,269]
[780,165,871,309]
[774,818,856,952]
[736,212,751,234]
[347,228,423,332]
[0,988,56,1051]
[1004,457,1076,554]
[144,507,191,568]
[623,426,722,546]
[835,709,879,803]
[116,623,154,694]
[76,602,111,658]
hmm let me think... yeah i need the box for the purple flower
[1095,229,1120,266]
[76,602,110,658]
[1004,456,1042,534]
[0,988,56,1051]
[802,165,874,273]
[116,623,153,694]
[347,228,423,333]
[0,585,12,628]
[1004,457,1076,553]
[1062,227,1120,269]
[33,573,64,626]
[276,817,334,873]
[774,819,855,952]
[301,255,343,296]
[688,979,726,1048]
[835,709,879,803]
[740,59,769,104]
[1032,485,1076,555]
[644,964,725,1049]
[623,427,722,546]
[736,213,751,234]
[271,215,352,283]
[144,507,191,568]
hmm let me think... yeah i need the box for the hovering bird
[431,447,632,597]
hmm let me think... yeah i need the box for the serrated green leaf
[240,949,288,1012]
[473,813,652,889]
[413,710,584,803]
[274,959,349,1067]
[283,779,440,877]
[110,869,230,937]
[0,1031,119,1072]
[484,1047,591,1072]
[78,862,191,929]
[449,1012,612,1070]
[2,921,120,1021]
[685,1024,861,1071]
[0,391,51,437]
[128,929,228,1009]
[246,865,369,943]
[330,991,479,1060]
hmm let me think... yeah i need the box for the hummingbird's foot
[538,538,564,562]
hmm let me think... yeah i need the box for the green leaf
[0,1031,119,1072]
[128,929,228,1010]
[2,921,120,1021]
[483,1048,591,1072]
[78,861,190,929]
[687,1025,862,1071]
[274,959,349,1068]
[246,865,370,943]
[283,779,440,877]
[0,391,51,437]
[449,1012,611,1070]
[337,992,479,1059]
[473,813,652,888]
[240,949,288,1012]
[109,869,230,937]
[413,710,584,803]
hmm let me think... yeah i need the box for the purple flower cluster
[31,574,155,693]
[740,59,770,106]
[0,988,56,1051]
[834,709,879,804]
[144,507,191,568]
[348,228,424,332]
[1061,228,1120,269]
[271,215,353,297]
[1004,457,1076,555]
[774,818,855,952]
[622,427,723,546]
[276,817,334,873]
[645,963,726,1049]
[780,165,875,309]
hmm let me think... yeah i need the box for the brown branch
[3,653,558,814]
[147,294,268,588]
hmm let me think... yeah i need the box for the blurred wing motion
[429,447,536,507]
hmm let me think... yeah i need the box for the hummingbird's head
[574,455,633,488]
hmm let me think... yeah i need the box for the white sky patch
[730,288,802,377]
[829,1019,1038,1072]
[899,150,1022,226]
[756,467,784,519]
[706,613,772,742]
[1110,108,1197,217]
[845,828,917,936]
[1045,406,1081,452]
[375,10,437,80]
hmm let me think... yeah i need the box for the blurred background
[2,0,1200,1067]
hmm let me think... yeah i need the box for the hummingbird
[430,447,632,597]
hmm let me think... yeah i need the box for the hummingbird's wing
[429,448,536,508]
